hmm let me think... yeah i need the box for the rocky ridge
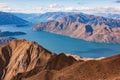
[0,39,120,80]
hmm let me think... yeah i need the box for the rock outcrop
[0,39,76,80]
[0,39,120,80]
[24,54,120,80]
[32,14,120,43]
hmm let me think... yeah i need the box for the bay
[0,25,120,58]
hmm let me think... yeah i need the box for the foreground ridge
[0,39,120,80]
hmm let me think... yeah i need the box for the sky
[0,0,120,13]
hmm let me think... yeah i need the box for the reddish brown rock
[0,39,76,80]
[26,54,120,80]
[0,39,120,80]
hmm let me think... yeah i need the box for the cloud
[115,0,120,3]
[49,4,58,8]
[99,7,120,13]
[64,6,120,13]
[33,3,64,13]
[32,6,120,13]
[0,2,28,13]
[0,3,8,8]
[93,7,120,13]
[0,3,16,12]
[65,7,91,12]
[49,3,63,8]
[0,2,119,14]
[33,7,47,12]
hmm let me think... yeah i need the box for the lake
[0,25,120,58]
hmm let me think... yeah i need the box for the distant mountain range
[0,11,30,26]
[13,12,81,23]
[31,12,78,23]
[12,12,120,24]
[10,12,120,24]
[12,13,40,23]
[94,13,120,20]
[1,11,120,43]
[32,13,120,43]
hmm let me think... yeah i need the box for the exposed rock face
[24,54,120,80]
[45,53,77,70]
[32,14,120,43]
[0,39,120,80]
[0,39,53,80]
[0,39,76,80]
[52,54,120,80]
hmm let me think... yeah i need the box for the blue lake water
[0,26,120,58]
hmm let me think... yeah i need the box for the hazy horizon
[0,0,120,13]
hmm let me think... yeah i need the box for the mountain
[0,11,30,26]
[0,39,76,80]
[12,13,40,23]
[0,31,25,44]
[33,12,76,22]
[0,39,120,80]
[49,54,120,80]
[32,13,120,43]
[94,13,120,20]
[16,12,79,24]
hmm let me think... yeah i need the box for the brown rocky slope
[32,14,120,43]
[0,39,120,80]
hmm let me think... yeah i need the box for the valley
[0,12,120,58]
[0,26,120,58]
[0,0,120,79]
